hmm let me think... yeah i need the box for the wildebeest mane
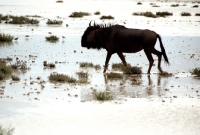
[81,22,117,50]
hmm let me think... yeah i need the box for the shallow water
[0,0,200,134]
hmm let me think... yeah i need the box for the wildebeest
[81,21,169,74]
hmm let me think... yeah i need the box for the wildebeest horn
[89,21,92,26]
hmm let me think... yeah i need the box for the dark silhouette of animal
[81,21,169,74]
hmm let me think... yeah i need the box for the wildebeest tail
[157,34,169,64]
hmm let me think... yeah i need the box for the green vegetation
[45,35,59,42]
[0,33,14,42]
[107,72,123,79]
[49,73,77,83]
[9,16,39,24]
[79,62,94,68]
[94,11,100,15]
[11,75,20,81]
[100,15,114,20]
[191,68,200,77]
[181,12,191,16]
[43,61,56,68]
[0,125,15,135]
[46,19,63,25]
[69,12,90,18]
[133,12,157,18]
[0,62,12,81]
[131,78,142,85]
[94,91,113,101]
[137,2,142,5]
[0,14,9,22]
[156,11,173,17]
[159,71,173,77]
[112,63,125,71]
[123,66,142,74]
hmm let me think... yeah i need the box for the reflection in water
[103,73,170,99]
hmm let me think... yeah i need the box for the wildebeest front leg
[117,52,127,67]
[103,52,112,73]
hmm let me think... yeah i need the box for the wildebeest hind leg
[144,50,154,74]
[117,51,127,67]
[152,49,163,73]
[103,52,112,73]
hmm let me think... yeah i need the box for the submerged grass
[45,35,59,42]
[69,12,90,18]
[79,62,94,68]
[181,12,191,16]
[49,73,77,83]
[123,66,142,74]
[100,15,114,20]
[46,19,63,25]
[133,11,157,18]
[0,62,12,80]
[191,68,200,77]
[11,75,20,81]
[94,91,113,101]
[0,33,14,42]
[0,125,15,135]
[9,16,39,24]
[107,72,123,79]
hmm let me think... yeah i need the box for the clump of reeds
[10,60,29,71]
[190,68,200,77]
[46,19,63,25]
[69,12,90,18]
[0,125,15,135]
[49,73,77,83]
[100,15,114,20]
[123,66,142,74]
[0,33,14,42]
[181,12,191,16]
[107,72,123,79]
[11,75,20,81]
[43,61,56,68]
[45,35,59,42]
[159,71,173,77]
[137,2,142,5]
[94,11,100,15]
[94,91,113,101]
[112,63,125,71]
[94,64,101,70]
[156,11,173,17]
[133,12,157,18]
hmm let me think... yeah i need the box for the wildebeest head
[81,21,106,50]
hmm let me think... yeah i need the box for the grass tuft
[49,73,77,83]
[181,12,191,16]
[133,12,157,18]
[156,11,173,17]
[195,13,200,16]
[76,71,90,84]
[0,62,12,81]
[79,62,94,68]
[45,35,59,42]
[94,91,113,101]
[107,72,123,79]
[9,16,39,24]
[11,75,20,81]
[100,15,114,20]
[46,19,63,25]
[0,125,15,135]
[94,11,101,15]
[171,4,179,7]
[192,5,199,8]
[191,68,200,77]
[0,33,14,42]
[69,12,90,18]
[94,64,101,70]
[123,66,142,74]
